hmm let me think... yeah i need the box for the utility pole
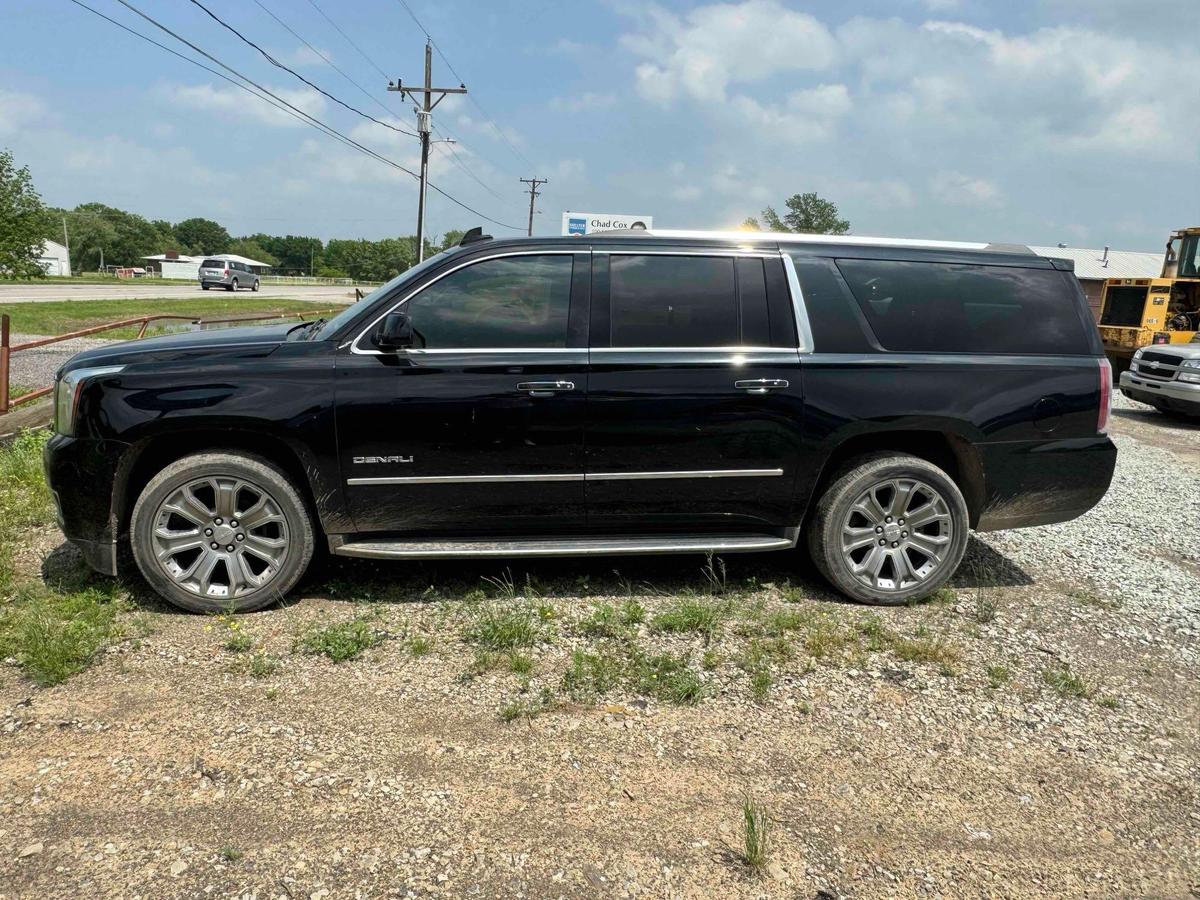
[62,216,71,277]
[389,42,467,262]
[519,178,548,237]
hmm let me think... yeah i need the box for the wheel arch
[806,429,985,529]
[114,428,331,539]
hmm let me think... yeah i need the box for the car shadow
[39,533,1034,614]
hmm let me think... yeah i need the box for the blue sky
[2,0,1197,249]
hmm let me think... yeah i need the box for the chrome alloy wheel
[149,475,290,600]
[840,477,953,593]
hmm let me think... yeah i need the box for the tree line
[0,147,464,282]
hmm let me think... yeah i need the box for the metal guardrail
[0,308,338,415]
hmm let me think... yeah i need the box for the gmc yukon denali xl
[44,229,1116,612]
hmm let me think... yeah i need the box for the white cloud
[620,0,837,104]
[0,90,49,134]
[930,171,1002,207]
[158,82,327,128]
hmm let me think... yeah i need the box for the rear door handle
[517,381,575,397]
[735,379,789,394]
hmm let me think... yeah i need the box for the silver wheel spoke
[840,475,954,595]
[149,473,289,601]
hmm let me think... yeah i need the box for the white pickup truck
[1119,335,1200,417]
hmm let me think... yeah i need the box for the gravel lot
[1,393,1197,898]
[7,334,115,392]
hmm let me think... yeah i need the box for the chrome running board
[331,532,797,560]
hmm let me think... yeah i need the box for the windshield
[308,249,458,341]
[1180,235,1200,279]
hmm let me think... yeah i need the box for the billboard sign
[561,212,653,236]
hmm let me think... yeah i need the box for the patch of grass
[628,650,708,705]
[741,797,771,874]
[803,618,855,660]
[463,604,546,650]
[749,668,772,701]
[407,635,432,657]
[561,648,624,700]
[700,552,729,595]
[499,687,555,723]
[508,652,534,675]
[890,633,962,672]
[1043,664,1090,699]
[652,597,729,641]
[924,586,957,606]
[219,846,243,863]
[702,649,721,671]
[214,614,254,653]
[986,664,1011,688]
[1097,695,1119,710]
[973,591,998,624]
[0,429,55,589]
[0,297,321,340]
[576,599,645,639]
[295,617,385,662]
[247,653,280,678]
[0,583,127,686]
[619,599,646,625]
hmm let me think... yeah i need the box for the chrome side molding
[347,468,785,487]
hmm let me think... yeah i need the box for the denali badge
[353,455,413,464]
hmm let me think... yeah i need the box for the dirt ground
[2,412,1199,898]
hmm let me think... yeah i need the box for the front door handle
[517,381,575,397]
[735,379,789,394]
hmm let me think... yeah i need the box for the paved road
[0,282,363,304]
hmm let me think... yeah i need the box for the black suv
[44,229,1116,612]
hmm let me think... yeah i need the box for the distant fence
[0,308,338,415]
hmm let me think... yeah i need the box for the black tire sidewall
[130,453,315,613]
[808,454,969,606]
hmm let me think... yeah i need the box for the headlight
[1133,348,1144,359]
[1180,359,1200,384]
[53,365,124,436]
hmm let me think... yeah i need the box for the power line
[187,0,416,137]
[250,0,398,121]
[277,0,520,206]
[392,0,534,170]
[71,0,521,231]
[304,0,389,80]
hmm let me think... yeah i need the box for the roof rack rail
[458,227,492,247]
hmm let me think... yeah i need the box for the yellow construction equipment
[1098,227,1200,370]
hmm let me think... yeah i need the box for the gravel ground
[1,393,1198,898]
[7,334,115,392]
[984,391,1200,658]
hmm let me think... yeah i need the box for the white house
[143,253,273,280]
[37,239,71,277]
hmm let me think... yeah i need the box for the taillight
[1097,357,1112,435]
[224,268,229,275]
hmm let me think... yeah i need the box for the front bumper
[44,433,130,576]
[1119,370,1200,415]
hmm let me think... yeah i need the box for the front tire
[807,453,969,606]
[130,452,315,613]
[252,279,260,292]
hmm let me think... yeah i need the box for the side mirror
[371,312,414,350]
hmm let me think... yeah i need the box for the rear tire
[228,278,238,292]
[201,283,210,290]
[130,452,315,613]
[807,453,969,606]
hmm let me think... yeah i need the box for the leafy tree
[438,229,466,251]
[247,233,323,275]
[0,148,49,278]
[742,192,850,235]
[175,217,231,255]
[52,203,174,272]
[226,238,278,267]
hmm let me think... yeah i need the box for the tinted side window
[610,255,736,347]
[835,259,1090,355]
[403,254,573,348]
